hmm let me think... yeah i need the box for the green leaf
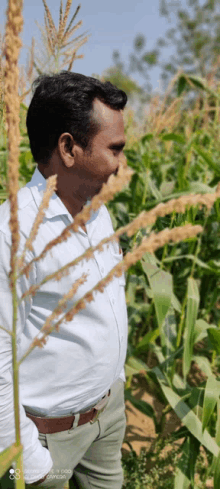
[173,436,198,488]
[207,328,220,355]
[163,254,212,271]
[183,277,200,379]
[189,436,201,486]
[160,180,175,197]
[193,320,216,345]
[141,262,176,359]
[126,275,140,305]
[142,50,158,65]
[141,134,153,144]
[188,386,204,421]
[177,75,187,96]
[171,292,182,313]
[125,356,149,377]
[211,398,220,476]
[188,75,207,90]
[202,376,220,433]
[0,443,23,478]
[141,252,160,266]
[147,174,163,200]
[0,191,8,200]
[154,366,220,456]
[174,437,191,489]
[188,181,216,194]
[193,145,220,176]
[214,449,220,489]
[161,133,186,145]
[155,346,184,372]
[141,262,173,337]
[134,328,159,355]
[216,399,220,447]
[162,305,177,359]
[192,355,212,378]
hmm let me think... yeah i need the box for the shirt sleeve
[0,230,53,484]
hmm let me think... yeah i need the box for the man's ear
[58,133,75,168]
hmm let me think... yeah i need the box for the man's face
[76,98,126,191]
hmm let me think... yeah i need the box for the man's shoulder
[0,185,35,239]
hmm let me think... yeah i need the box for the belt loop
[68,413,80,433]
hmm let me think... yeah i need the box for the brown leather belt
[25,389,111,434]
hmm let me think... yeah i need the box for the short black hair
[26,71,127,164]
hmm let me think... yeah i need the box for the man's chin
[94,183,104,195]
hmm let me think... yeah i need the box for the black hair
[26,71,127,164]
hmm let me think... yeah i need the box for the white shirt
[0,167,128,483]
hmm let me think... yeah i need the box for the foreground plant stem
[176,209,210,350]
[4,0,25,486]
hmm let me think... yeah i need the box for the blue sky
[0,0,172,92]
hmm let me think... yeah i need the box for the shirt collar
[26,166,97,223]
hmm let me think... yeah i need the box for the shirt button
[112,298,115,305]
[101,267,104,274]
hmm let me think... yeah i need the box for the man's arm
[0,230,53,484]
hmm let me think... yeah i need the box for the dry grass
[0,0,90,107]
[35,0,90,74]
[4,0,23,280]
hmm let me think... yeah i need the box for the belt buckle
[90,405,106,424]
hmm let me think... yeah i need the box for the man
[0,72,128,489]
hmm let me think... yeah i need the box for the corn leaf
[189,181,216,193]
[193,145,220,176]
[202,376,220,433]
[174,438,191,489]
[125,356,149,377]
[216,399,220,447]
[171,292,182,313]
[141,262,173,348]
[177,75,188,97]
[188,386,204,421]
[147,174,163,200]
[192,355,213,378]
[141,251,160,266]
[0,443,23,478]
[193,319,216,345]
[154,366,220,456]
[214,449,220,489]
[186,74,220,101]
[134,328,159,354]
[162,304,177,359]
[210,398,220,476]
[161,133,186,145]
[207,328,220,355]
[183,277,200,379]
[141,134,153,144]
[163,254,213,271]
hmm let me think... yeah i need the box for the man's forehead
[92,98,123,126]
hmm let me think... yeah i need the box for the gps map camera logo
[9,468,20,480]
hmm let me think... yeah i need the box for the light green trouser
[25,378,126,489]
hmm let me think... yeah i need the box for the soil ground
[122,383,181,456]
